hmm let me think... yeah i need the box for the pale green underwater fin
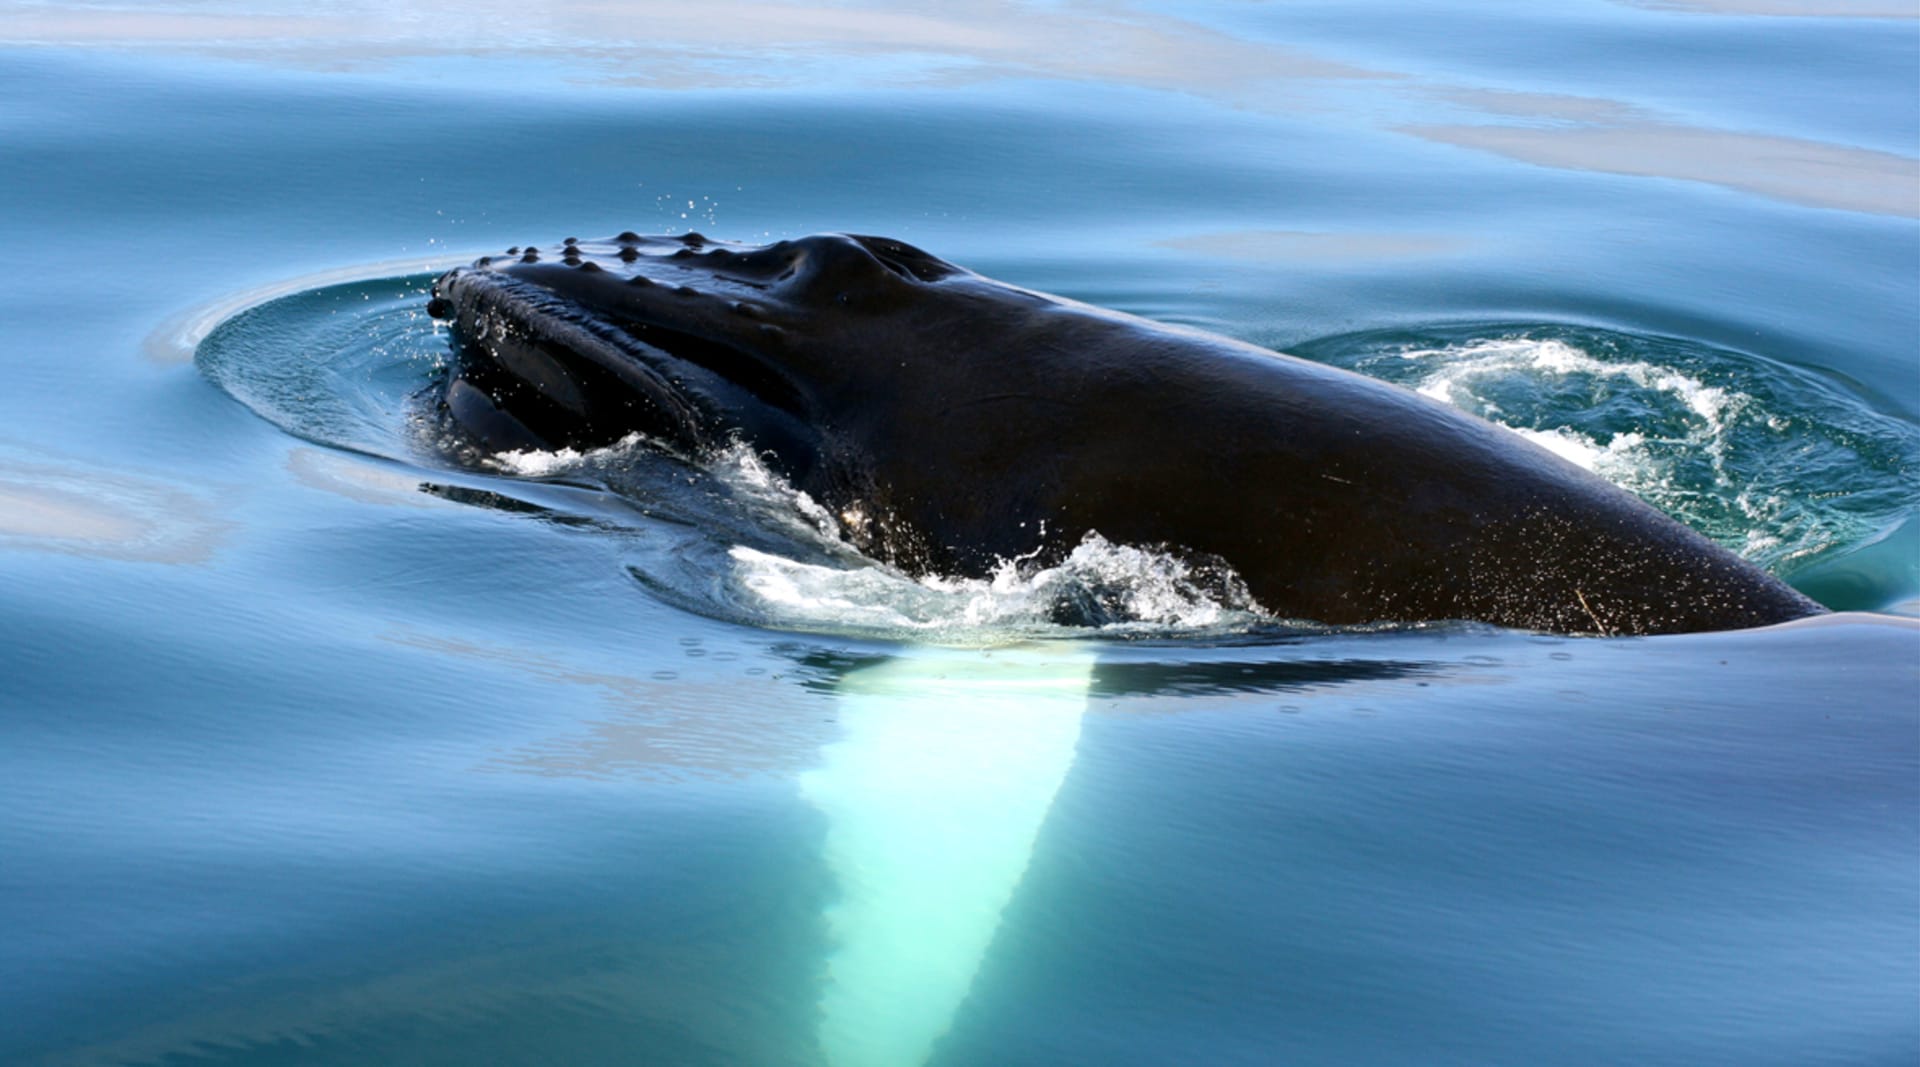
[800,645,1095,1067]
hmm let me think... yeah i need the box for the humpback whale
[426,231,1822,635]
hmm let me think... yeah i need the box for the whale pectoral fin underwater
[802,646,1093,1067]
[426,230,1825,636]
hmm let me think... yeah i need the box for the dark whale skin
[426,231,1824,636]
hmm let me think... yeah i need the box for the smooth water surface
[2,3,1916,1064]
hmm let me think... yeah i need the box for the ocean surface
[2,2,1917,1064]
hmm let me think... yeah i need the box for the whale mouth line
[431,269,713,450]
[430,264,811,455]
[602,306,811,421]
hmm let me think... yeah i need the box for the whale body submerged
[426,231,1822,635]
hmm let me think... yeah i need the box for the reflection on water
[9,1,1913,219]
[0,445,226,564]
[286,447,452,509]
[0,0,1378,91]
[1090,655,1442,698]
[386,629,838,783]
[1407,114,1920,218]
[1156,230,1469,262]
[1618,0,1917,16]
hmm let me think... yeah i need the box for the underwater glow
[800,646,1093,1067]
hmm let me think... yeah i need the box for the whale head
[427,232,987,482]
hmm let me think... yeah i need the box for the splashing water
[502,437,1272,642]
[1296,326,1920,577]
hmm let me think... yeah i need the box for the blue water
[3,2,1917,1064]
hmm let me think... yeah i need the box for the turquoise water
[3,3,1917,1064]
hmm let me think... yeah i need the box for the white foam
[1507,426,1605,470]
[684,442,1268,639]
[483,432,651,477]
[1393,335,1812,558]
[474,435,1262,637]
[1403,337,1735,435]
[731,531,1263,641]
[708,441,844,541]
